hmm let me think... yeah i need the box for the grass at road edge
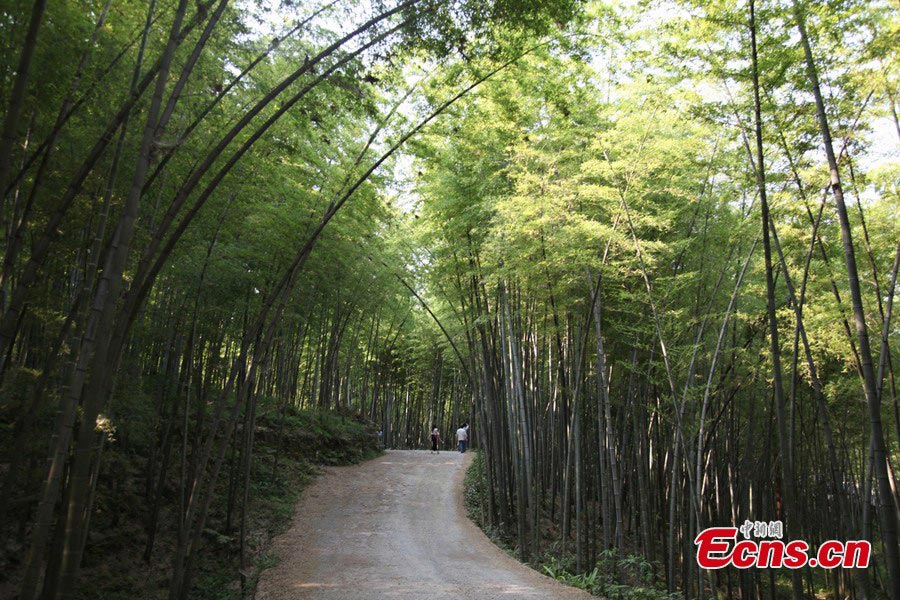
[463,452,682,600]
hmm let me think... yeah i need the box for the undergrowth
[182,404,382,599]
[0,396,381,599]
[463,452,681,600]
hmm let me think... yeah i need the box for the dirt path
[255,450,592,599]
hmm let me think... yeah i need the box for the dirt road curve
[255,450,592,599]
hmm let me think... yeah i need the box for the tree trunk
[792,2,900,595]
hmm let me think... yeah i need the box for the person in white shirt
[456,423,468,453]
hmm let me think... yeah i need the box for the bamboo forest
[0,0,897,598]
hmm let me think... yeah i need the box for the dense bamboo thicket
[0,0,897,598]
[402,2,899,597]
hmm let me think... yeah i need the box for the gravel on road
[255,449,593,599]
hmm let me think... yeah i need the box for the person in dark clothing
[430,425,441,454]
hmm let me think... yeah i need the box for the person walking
[456,423,468,453]
[430,425,441,454]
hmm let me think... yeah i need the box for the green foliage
[407,1,898,597]
[542,552,683,600]
[463,450,487,522]
[61,407,380,599]
[0,0,896,597]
